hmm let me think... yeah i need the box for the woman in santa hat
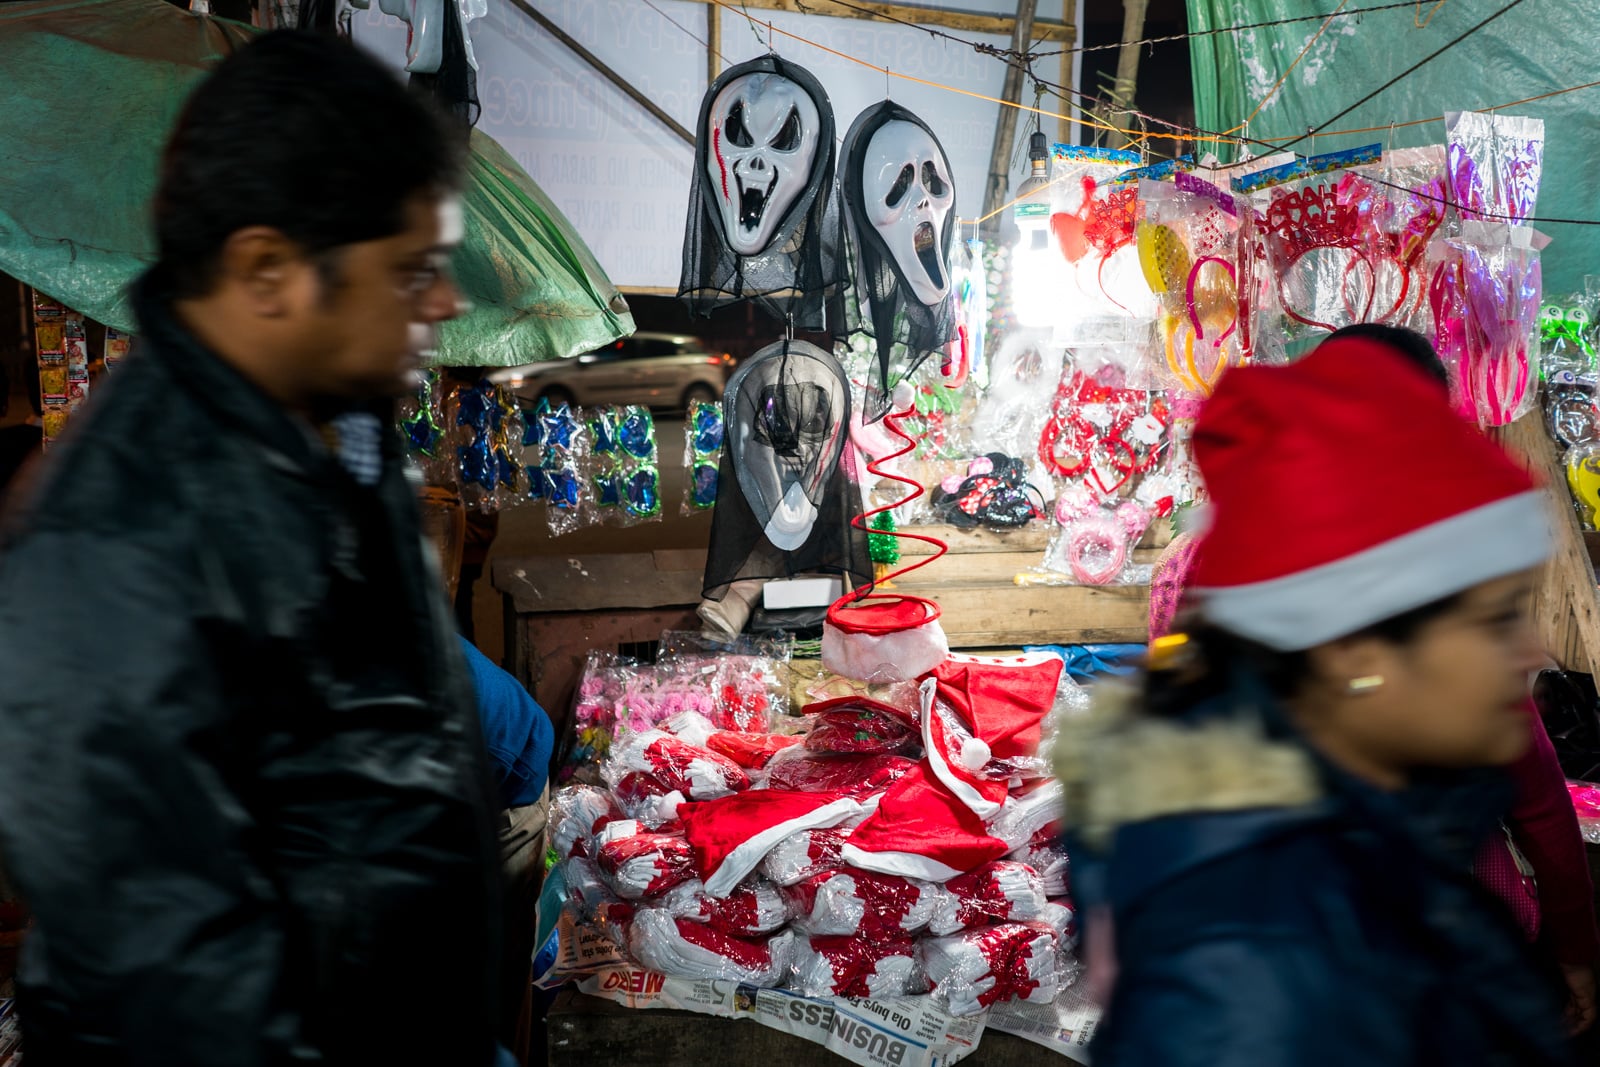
[1059,331,1575,1066]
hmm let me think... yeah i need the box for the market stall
[507,12,1600,1058]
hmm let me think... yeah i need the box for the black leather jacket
[0,273,503,1065]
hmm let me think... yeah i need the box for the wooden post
[706,2,721,86]
[1109,0,1151,148]
[1494,414,1600,674]
[979,0,1039,240]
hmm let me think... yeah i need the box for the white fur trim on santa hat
[1195,491,1549,652]
[921,677,1006,821]
[838,842,965,883]
[821,615,949,683]
[701,795,864,897]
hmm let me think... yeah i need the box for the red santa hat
[1189,337,1548,651]
[923,652,1063,820]
[678,789,864,897]
[840,764,1010,882]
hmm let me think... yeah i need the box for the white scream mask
[375,0,484,73]
[705,72,822,256]
[863,119,955,306]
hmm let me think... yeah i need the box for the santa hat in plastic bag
[678,789,864,896]
[660,878,791,937]
[924,652,1064,821]
[593,821,699,900]
[1189,337,1547,651]
[841,763,1010,882]
[608,729,750,801]
[822,384,951,682]
[920,922,1066,1017]
[926,860,1049,936]
[761,827,849,886]
[551,785,619,861]
[988,779,1065,852]
[790,933,929,998]
[629,908,795,987]
[784,868,943,937]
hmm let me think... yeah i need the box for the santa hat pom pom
[958,737,992,773]
[892,381,917,412]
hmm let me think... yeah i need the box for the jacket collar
[132,267,329,477]
[1057,669,1513,913]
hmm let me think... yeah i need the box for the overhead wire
[1275,0,1532,151]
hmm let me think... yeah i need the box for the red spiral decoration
[827,395,949,630]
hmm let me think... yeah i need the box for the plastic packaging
[920,921,1067,1016]
[804,703,919,755]
[763,751,918,798]
[611,772,687,829]
[1048,148,1153,344]
[761,828,849,887]
[1445,110,1544,225]
[1009,828,1071,899]
[790,933,929,998]
[562,856,618,917]
[1567,781,1600,845]
[1431,222,1546,426]
[661,877,791,937]
[784,868,942,937]
[683,399,726,514]
[587,404,662,526]
[657,631,792,731]
[706,730,804,769]
[926,861,1049,936]
[550,785,621,861]
[1140,175,1242,396]
[564,653,640,780]
[455,380,527,514]
[593,821,699,900]
[606,729,750,800]
[523,397,589,534]
[628,908,795,987]
[989,780,1066,852]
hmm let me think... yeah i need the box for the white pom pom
[892,381,916,412]
[958,737,992,772]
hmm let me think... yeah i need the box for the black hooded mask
[679,56,841,330]
[703,339,870,600]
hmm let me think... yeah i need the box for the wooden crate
[493,525,1154,729]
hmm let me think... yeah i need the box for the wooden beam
[728,0,1074,43]
[980,0,1038,238]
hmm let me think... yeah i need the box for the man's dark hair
[154,31,462,299]
[1327,323,1449,388]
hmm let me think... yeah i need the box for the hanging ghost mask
[680,57,840,330]
[841,102,959,419]
[725,340,849,550]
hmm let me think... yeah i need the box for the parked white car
[490,333,733,411]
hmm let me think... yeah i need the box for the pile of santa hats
[549,647,1080,1011]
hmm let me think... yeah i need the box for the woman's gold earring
[1347,675,1386,694]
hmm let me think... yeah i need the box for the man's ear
[216,227,302,317]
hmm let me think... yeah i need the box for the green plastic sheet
[1188,0,1600,295]
[0,0,633,365]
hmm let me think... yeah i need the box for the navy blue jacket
[1062,685,1573,1067]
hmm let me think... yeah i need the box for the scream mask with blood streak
[705,72,821,256]
[840,102,959,420]
[680,57,840,330]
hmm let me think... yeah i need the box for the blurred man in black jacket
[0,32,509,1066]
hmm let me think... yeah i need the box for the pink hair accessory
[1066,515,1129,586]
[1115,501,1152,540]
[1054,484,1098,526]
[967,456,995,476]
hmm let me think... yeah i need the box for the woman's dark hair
[1144,594,1462,719]
[153,31,462,299]
[1327,323,1448,388]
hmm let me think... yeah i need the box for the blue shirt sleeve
[456,636,554,809]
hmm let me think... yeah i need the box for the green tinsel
[868,510,901,565]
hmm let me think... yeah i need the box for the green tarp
[0,0,633,365]
[1188,0,1600,295]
